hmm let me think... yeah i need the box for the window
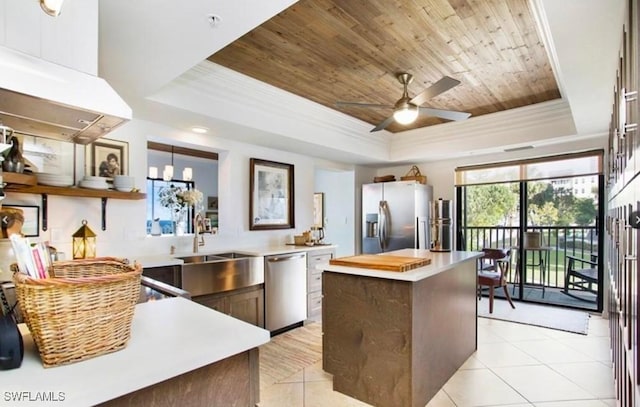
[146,179,195,235]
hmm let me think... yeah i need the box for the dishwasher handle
[267,253,306,262]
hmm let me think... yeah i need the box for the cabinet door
[2,0,99,74]
[193,294,227,315]
[308,269,323,293]
[307,251,334,292]
[228,288,265,328]
[307,290,323,322]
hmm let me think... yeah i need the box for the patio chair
[563,255,598,302]
[478,248,516,313]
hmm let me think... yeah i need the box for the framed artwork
[203,218,212,232]
[313,192,324,228]
[207,196,218,211]
[18,134,74,175]
[1,205,40,237]
[86,139,128,180]
[206,211,218,227]
[249,158,294,230]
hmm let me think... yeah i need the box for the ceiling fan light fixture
[393,104,419,125]
[40,0,64,16]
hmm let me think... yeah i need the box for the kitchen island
[322,249,481,407]
[0,297,270,407]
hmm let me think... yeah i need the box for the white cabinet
[1,0,98,74]
[306,248,335,322]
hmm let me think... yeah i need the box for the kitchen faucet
[193,213,205,253]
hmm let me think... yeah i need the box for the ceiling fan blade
[410,76,461,107]
[370,116,395,132]
[336,102,393,109]
[419,107,471,121]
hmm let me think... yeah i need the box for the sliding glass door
[455,152,604,312]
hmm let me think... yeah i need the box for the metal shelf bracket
[41,193,48,231]
[101,197,108,231]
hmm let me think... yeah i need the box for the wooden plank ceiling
[208,0,560,133]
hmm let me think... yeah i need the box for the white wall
[0,118,357,280]
[314,168,355,257]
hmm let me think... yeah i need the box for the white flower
[159,186,203,211]
[178,189,203,206]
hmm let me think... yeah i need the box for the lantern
[72,219,96,259]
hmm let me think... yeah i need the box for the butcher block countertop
[330,254,431,272]
[323,250,482,282]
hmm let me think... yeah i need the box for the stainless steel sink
[178,252,252,263]
[178,255,211,264]
[209,252,252,259]
[179,254,264,297]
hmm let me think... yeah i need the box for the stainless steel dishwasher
[265,252,307,333]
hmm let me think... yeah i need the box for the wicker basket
[12,257,142,368]
[400,165,427,184]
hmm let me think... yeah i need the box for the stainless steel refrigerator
[362,181,433,254]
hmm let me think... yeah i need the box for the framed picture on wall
[207,196,218,211]
[18,134,75,176]
[206,211,218,227]
[85,139,129,180]
[203,218,212,232]
[313,192,324,228]
[0,205,40,237]
[249,158,294,230]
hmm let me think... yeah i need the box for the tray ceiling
[208,0,560,133]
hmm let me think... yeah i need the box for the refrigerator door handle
[379,200,390,251]
[417,216,428,250]
[378,201,385,251]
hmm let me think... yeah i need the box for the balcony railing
[464,225,599,290]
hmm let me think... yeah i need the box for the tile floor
[258,313,615,407]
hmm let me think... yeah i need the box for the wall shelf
[5,184,146,200]
[3,172,37,186]
[5,184,147,231]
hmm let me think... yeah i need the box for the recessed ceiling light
[207,14,222,26]
[191,126,208,134]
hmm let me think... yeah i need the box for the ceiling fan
[336,73,471,132]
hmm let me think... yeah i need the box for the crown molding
[148,62,592,165]
[389,99,578,162]
[149,61,392,162]
[173,62,389,144]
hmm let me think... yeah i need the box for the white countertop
[237,244,337,257]
[134,244,337,268]
[323,250,483,282]
[0,297,270,407]
[134,254,184,268]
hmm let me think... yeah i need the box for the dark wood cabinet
[193,285,265,328]
[195,294,227,314]
[227,289,265,327]
[607,1,640,404]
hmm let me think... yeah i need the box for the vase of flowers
[159,185,203,235]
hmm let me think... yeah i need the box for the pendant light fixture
[163,146,174,181]
[152,145,194,182]
[40,0,65,17]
